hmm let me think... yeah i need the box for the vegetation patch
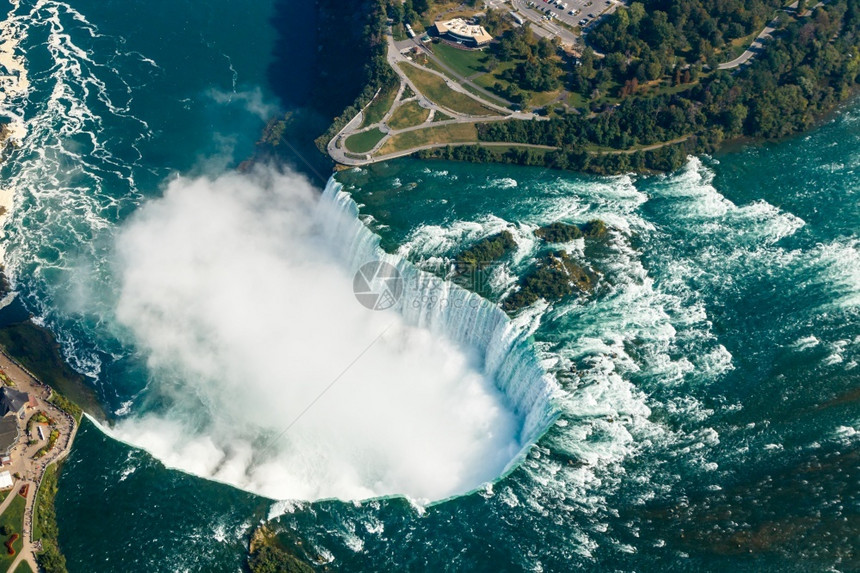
[247,525,315,573]
[503,251,595,312]
[0,494,25,570]
[33,429,60,459]
[454,231,516,271]
[452,231,517,294]
[34,463,67,573]
[416,142,552,166]
[432,110,454,122]
[378,123,477,155]
[431,41,488,78]
[361,83,400,128]
[345,128,387,154]
[398,63,498,116]
[387,100,431,130]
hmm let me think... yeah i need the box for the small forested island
[265,0,860,176]
[444,221,610,312]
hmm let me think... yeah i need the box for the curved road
[718,0,810,70]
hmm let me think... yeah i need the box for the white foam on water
[805,238,860,310]
[792,335,821,350]
[487,177,517,189]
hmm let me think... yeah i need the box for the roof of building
[0,417,18,456]
[435,18,493,45]
[0,386,28,417]
[0,471,11,490]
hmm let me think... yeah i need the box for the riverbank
[0,272,97,573]
[309,0,860,176]
[0,347,79,573]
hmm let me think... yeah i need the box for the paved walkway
[718,0,816,70]
[0,350,78,573]
[718,20,779,69]
[327,34,539,166]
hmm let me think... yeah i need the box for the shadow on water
[263,0,378,185]
[266,0,318,109]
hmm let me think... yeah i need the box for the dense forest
[588,0,784,70]
[475,0,860,173]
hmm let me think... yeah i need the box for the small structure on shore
[434,18,493,47]
[0,386,29,417]
[0,470,12,490]
[0,386,30,455]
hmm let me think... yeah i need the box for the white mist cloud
[109,167,522,502]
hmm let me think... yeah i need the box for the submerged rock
[534,219,609,243]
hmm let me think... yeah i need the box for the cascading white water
[318,177,561,450]
[103,168,561,502]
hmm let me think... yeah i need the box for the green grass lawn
[14,560,33,573]
[527,89,562,108]
[567,91,589,109]
[472,60,517,91]
[387,101,431,130]
[360,83,399,128]
[0,493,26,570]
[419,57,509,106]
[719,29,761,61]
[399,63,498,117]
[433,110,454,122]
[345,128,387,154]
[431,42,487,78]
[378,123,478,155]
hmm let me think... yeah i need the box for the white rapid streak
[0,0,31,248]
[109,169,559,503]
[0,0,156,377]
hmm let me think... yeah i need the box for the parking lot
[524,0,622,30]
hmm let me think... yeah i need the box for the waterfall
[317,177,561,454]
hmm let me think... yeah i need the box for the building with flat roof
[434,18,493,47]
[0,470,12,490]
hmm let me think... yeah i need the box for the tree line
[470,0,860,173]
